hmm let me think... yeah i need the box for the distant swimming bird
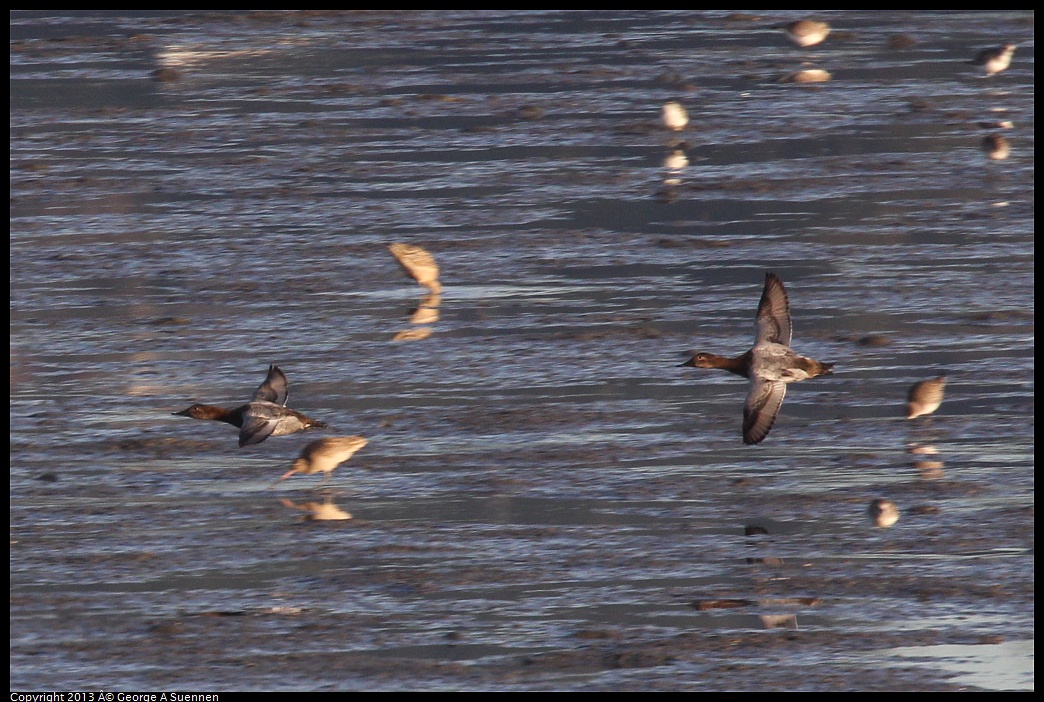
[868,498,900,528]
[273,436,369,485]
[906,376,946,420]
[780,68,832,84]
[779,19,831,48]
[970,43,1016,76]
[982,133,1010,161]
[662,101,689,132]
[680,273,834,445]
[173,365,328,447]
[389,243,442,295]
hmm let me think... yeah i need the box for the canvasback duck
[906,375,946,420]
[173,365,328,447]
[662,101,689,132]
[680,273,834,445]
[389,243,442,295]
[970,43,1016,76]
[779,19,831,48]
[272,436,369,485]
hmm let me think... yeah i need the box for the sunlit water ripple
[11,10,1033,692]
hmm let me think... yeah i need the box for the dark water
[10,11,1034,691]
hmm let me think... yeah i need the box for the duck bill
[678,357,697,367]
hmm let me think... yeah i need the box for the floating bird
[389,243,442,295]
[780,68,832,84]
[662,101,689,132]
[680,273,834,445]
[273,436,368,485]
[868,498,900,528]
[779,19,831,48]
[906,376,946,420]
[977,120,1014,130]
[970,43,1016,76]
[982,133,1010,161]
[174,365,327,447]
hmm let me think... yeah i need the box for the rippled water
[10,10,1034,691]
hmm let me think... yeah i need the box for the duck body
[174,401,328,447]
[173,365,328,447]
[750,341,832,383]
[680,273,833,445]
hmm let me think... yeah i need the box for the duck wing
[743,378,787,445]
[754,273,792,347]
[238,403,284,447]
[252,364,289,406]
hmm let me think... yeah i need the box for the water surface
[10,10,1034,691]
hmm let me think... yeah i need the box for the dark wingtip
[743,408,776,445]
[745,424,772,444]
[762,272,786,296]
